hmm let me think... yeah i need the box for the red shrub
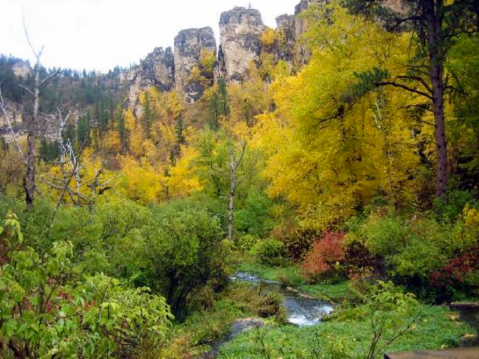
[429,247,479,297]
[303,232,346,281]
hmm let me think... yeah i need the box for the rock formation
[274,14,296,63]
[12,60,31,79]
[218,7,266,82]
[127,47,175,111]
[174,27,216,103]
[293,0,327,65]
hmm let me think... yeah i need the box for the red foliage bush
[429,247,479,297]
[303,232,346,281]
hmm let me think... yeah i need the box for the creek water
[210,272,333,357]
[231,272,334,326]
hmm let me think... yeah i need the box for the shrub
[303,232,346,283]
[433,189,476,222]
[281,228,318,262]
[237,234,259,252]
[253,238,286,266]
[139,203,229,317]
[235,190,273,238]
[0,213,172,359]
[344,238,379,277]
[430,247,479,300]
[360,213,408,257]
[359,213,457,281]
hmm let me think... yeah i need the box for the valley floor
[174,257,479,359]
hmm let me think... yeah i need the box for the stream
[211,272,333,357]
[231,272,334,326]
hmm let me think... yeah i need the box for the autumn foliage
[303,232,346,281]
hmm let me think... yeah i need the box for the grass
[162,286,255,357]
[162,281,289,357]
[218,305,476,358]
[224,254,476,358]
[299,281,353,302]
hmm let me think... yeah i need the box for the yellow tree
[255,4,421,229]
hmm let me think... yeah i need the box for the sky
[0,0,300,73]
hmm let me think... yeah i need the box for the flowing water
[210,272,333,357]
[231,272,334,326]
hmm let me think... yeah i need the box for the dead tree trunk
[24,64,40,207]
[20,22,60,208]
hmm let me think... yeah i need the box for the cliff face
[127,47,175,111]
[218,7,265,82]
[174,27,216,103]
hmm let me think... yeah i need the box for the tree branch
[375,81,433,100]
[0,86,28,165]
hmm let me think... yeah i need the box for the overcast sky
[0,0,299,72]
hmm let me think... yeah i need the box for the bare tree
[20,21,60,207]
[228,139,247,242]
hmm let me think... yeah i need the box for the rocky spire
[174,27,217,103]
[127,47,175,111]
[218,7,266,82]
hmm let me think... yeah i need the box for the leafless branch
[18,84,35,97]
[40,70,61,87]
[22,13,45,62]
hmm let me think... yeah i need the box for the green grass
[218,305,475,358]
[299,281,353,302]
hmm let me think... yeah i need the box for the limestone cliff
[174,27,216,103]
[218,7,265,82]
[127,47,175,111]
[275,15,296,63]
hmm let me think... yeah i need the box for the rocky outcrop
[218,7,266,82]
[275,14,296,63]
[127,47,174,110]
[174,27,216,103]
[12,60,31,79]
[293,0,327,65]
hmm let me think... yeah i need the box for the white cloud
[0,0,299,72]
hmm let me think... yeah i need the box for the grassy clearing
[218,305,475,358]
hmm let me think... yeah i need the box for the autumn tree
[255,4,421,229]
[345,0,479,198]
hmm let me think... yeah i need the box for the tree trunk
[228,151,236,242]
[425,0,448,198]
[24,67,40,208]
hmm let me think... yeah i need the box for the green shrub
[138,202,229,316]
[235,190,274,238]
[0,213,172,359]
[361,213,408,257]
[237,234,259,252]
[433,189,476,222]
[253,238,286,266]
